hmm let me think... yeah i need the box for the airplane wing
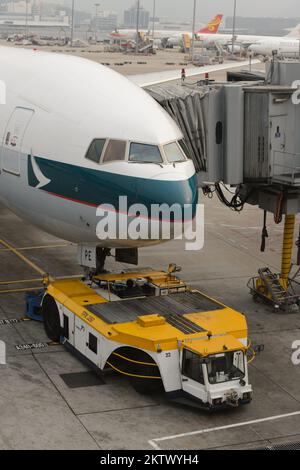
[128,60,261,88]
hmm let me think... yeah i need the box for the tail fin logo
[197,14,223,34]
[28,155,51,189]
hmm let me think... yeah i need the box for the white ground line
[148,410,300,450]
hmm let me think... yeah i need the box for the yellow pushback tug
[42,266,253,410]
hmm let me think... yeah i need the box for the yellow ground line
[0,239,84,294]
[0,244,69,252]
[0,278,43,286]
[0,238,49,278]
[0,274,82,288]
[0,287,42,294]
[0,275,82,294]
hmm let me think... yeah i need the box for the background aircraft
[249,35,300,57]
[110,14,223,43]
[193,22,300,49]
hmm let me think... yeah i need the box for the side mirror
[168,263,182,274]
[253,344,265,354]
[201,358,209,365]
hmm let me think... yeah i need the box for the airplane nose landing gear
[78,245,139,277]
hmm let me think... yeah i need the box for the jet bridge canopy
[148,65,300,192]
[147,81,248,186]
[146,84,209,174]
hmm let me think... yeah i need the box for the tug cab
[180,341,251,409]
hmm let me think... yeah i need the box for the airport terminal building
[0,16,70,38]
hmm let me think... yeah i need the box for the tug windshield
[206,351,245,384]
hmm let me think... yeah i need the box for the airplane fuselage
[168,32,299,49]
[249,38,300,56]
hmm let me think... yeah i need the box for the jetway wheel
[42,294,61,342]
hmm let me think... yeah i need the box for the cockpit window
[178,139,190,159]
[164,142,187,163]
[102,140,126,163]
[85,139,106,163]
[129,143,163,163]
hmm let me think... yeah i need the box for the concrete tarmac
[0,194,300,450]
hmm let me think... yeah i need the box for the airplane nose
[248,44,259,54]
[136,175,198,222]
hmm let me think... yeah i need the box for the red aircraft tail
[196,14,223,34]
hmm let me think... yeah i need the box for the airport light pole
[94,3,100,41]
[25,0,29,40]
[152,0,156,40]
[71,0,75,47]
[232,0,237,55]
[136,0,141,54]
[190,0,197,62]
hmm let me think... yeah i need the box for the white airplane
[249,37,300,57]
[0,46,255,269]
[110,14,223,43]
[191,22,300,50]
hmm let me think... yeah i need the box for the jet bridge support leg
[280,214,296,288]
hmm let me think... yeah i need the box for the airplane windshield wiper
[129,161,164,168]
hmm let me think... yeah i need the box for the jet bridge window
[102,140,126,163]
[129,143,163,163]
[85,139,106,164]
[182,349,204,384]
[164,142,187,163]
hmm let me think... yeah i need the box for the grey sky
[64,1,300,22]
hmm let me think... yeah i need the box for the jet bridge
[147,62,300,192]
[147,78,256,187]
[148,61,300,311]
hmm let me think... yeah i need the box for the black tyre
[42,294,61,342]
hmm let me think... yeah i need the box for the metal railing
[273,150,300,185]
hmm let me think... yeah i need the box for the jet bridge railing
[273,150,300,186]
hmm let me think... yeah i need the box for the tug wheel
[42,294,61,342]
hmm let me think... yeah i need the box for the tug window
[129,143,163,163]
[85,139,106,163]
[182,349,204,385]
[164,142,186,163]
[63,314,69,340]
[88,333,98,354]
[102,140,126,163]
